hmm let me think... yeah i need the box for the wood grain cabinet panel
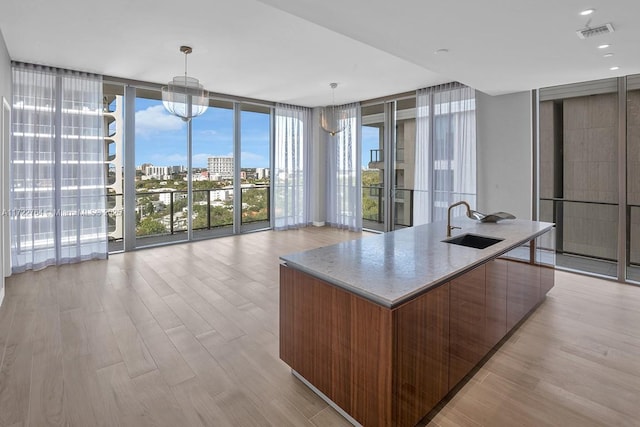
[279,265,393,427]
[280,233,554,427]
[449,266,486,387]
[393,283,450,427]
[485,259,508,349]
[351,297,393,427]
[540,266,555,296]
[506,261,541,330]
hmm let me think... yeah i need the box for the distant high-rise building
[255,167,270,180]
[144,165,171,180]
[207,156,234,179]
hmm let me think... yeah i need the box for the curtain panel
[273,103,312,230]
[414,83,476,224]
[326,103,362,231]
[11,63,107,272]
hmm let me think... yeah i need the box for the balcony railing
[370,149,383,164]
[107,186,270,244]
[362,186,413,227]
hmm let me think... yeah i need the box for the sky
[135,98,381,169]
[135,98,270,169]
[361,126,380,169]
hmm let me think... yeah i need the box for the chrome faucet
[447,201,472,237]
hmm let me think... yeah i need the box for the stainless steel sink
[443,233,504,249]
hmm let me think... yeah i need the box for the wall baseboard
[0,283,4,308]
[312,221,325,227]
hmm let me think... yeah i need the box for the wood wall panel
[485,259,508,349]
[449,266,486,387]
[394,283,450,427]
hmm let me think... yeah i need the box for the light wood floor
[0,228,639,427]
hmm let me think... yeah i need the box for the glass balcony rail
[241,186,270,224]
[540,197,618,277]
[362,185,413,227]
[370,149,383,164]
[130,187,270,238]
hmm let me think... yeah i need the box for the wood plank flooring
[0,227,639,426]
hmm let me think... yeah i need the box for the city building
[207,156,233,179]
[144,165,171,180]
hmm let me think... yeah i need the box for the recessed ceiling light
[610,66,620,71]
[434,48,449,54]
[603,53,614,58]
[598,44,610,49]
[580,9,595,16]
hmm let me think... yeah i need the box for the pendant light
[161,46,209,121]
[320,82,346,136]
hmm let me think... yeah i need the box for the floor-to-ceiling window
[539,80,619,277]
[239,104,271,232]
[134,88,189,248]
[191,100,235,239]
[394,98,416,228]
[361,98,416,232]
[626,75,640,281]
[538,76,640,283]
[103,81,273,253]
[361,102,385,231]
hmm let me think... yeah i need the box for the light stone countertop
[280,218,554,308]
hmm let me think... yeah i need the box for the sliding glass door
[239,104,271,232]
[134,89,189,248]
[104,83,273,252]
[537,76,640,283]
[361,99,416,232]
[191,100,235,239]
[361,103,386,231]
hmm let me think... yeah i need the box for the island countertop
[280,218,554,308]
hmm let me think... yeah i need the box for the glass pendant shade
[162,46,209,121]
[320,105,346,136]
[162,76,209,120]
[320,82,346,136]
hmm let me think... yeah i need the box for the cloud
[241,151,267,167]
[135,105,185,137]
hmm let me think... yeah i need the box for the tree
[137,217,166,236]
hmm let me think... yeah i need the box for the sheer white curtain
[414,83,476,223]
[11,64,106,273]
[326,103,362,231]
[273,103,312,230]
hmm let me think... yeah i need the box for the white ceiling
[1,0,639,107]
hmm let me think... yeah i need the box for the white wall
[476,91,533,220]
[0,29,11,305]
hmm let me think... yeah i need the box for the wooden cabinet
[485,259,508,349]
[540,266,555,295]
[449,265,486,387]
[280,234,555,427]
[506,260,540,330]
[394,284,449,427]
[280,265,393,427]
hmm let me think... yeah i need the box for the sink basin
[443,233,504,249]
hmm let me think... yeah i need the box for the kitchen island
[279,218,555,427]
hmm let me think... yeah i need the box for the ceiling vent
[576,23,615,39]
